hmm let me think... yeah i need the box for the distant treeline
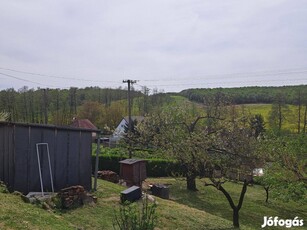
[0,86,171,129]
[180,85,307,105]
[0,86,137,125]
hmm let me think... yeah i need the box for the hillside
[165,96,304,132]
[180,85,307,105]
[1,178,306,229]
[0,179,236,230]
[0,85,306,133]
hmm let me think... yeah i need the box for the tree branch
[206,178,236,209]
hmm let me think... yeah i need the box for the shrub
[92,155,185,177]
[0,181,9,193]
[146,158,185,177]
[113,195,157,230]
[92,154,128,174]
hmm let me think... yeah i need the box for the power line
[1,66,307,84]
[0,72,57,88]
[1,66,306,91]
[142,68,307,82]
[0,67,119,83]
[143,78,307,88]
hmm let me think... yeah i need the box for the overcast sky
[0,0,306,92]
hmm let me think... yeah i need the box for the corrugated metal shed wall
[0,122,94,194]
[0,124,14,189]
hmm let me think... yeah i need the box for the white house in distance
[110,116,144,144]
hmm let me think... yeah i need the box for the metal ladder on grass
[36,143,54,196]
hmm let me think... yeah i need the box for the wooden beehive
[119,159,147,186]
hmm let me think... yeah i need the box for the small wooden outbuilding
[119,159,147,186]
[0,122,99,194]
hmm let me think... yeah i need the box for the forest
[0,84,306,134]
[0,86,171,131]
[180,85,307,104]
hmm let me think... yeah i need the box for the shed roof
[0,121,100,133]
[70,118,98,130]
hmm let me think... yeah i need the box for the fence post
[93,137,100,191]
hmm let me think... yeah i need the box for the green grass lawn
[147,178,307,230]
[0,178,306,229]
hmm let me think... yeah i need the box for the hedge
[91,155,185,177]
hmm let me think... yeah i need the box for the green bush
[0,181,9,193]
[92,155,185,177]
[92,154,128,174]
[113,196,157,230]
[146,158,185,177]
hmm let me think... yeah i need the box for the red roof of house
[70,119,97,130]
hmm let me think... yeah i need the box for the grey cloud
[0,0,306,92]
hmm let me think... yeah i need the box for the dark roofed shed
[0,122,99,194]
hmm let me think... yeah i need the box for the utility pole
[123,79,137,158]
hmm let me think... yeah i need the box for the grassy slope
[0,192,74,230]
[0,179,239,230]
[1,178,306,230]
[147,178,307,230]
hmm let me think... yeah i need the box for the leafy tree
[121,117,143,158]
[137,106,208,191]
[205,121,263,228]
[254,165,276,203]
[0,111,9,121]
[136,97,265,228]
[269,92,290,132]
[249,114,266,138]
[102,101,126,130]
[77,101,104,128]
[255,133,306,204]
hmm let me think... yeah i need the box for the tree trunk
[217,179,248,228]
[233,208,240,228]
[264,186,270,203]
[186,173,197,191]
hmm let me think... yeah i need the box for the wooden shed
[0,122,99,194]
[119,159,147,186]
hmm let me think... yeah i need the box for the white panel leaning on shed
[36,143,54,196]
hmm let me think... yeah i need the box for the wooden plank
[54,129,68,190]
[67,131,80,186]
[3,126,9,185]
[28,127,43,193]
[8,126,14,189]
[14,126,30,194]
[79,132,92,191]
[0,126,5,182]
